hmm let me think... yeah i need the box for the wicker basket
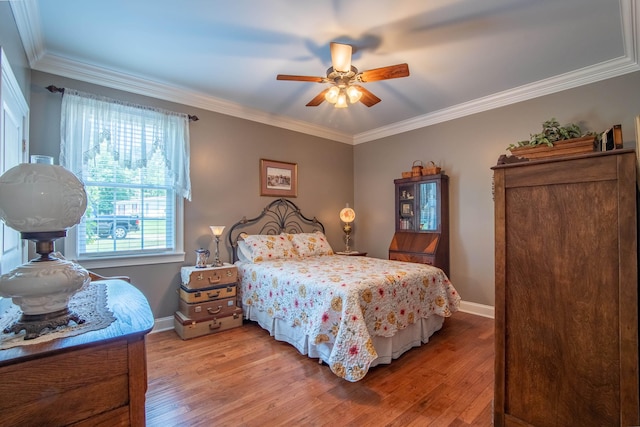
[421,161,441,175]
[401,171,412,178]
[411,160,424,177]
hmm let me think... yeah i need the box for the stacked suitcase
[174,264,243,339]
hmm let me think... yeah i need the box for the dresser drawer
[0,340,130,426]
[178,283,237,303]
[182,265,237,289]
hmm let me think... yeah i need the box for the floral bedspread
[237,256,460,382]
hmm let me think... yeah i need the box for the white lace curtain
[59,88,192,200]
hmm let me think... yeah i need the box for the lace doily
[0,282,115,350]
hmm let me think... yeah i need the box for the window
[60,89,191,268]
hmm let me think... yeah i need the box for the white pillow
[288,231,334,257]
[236,240,252,263]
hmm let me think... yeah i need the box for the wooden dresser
[492,149,639,426]
[0,279,154,427]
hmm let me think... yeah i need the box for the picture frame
[260,159,298,197]
[400,201,412,216]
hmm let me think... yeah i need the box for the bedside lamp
[209,225,226,267]
[0,156,90,339]
[339,204,356,253]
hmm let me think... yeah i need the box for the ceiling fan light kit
[324,84,362,107]
[325,86,339,103]
[277,42,409,109]
[346,86,362,103]
[335,92,348,108]
[330,42,352,72]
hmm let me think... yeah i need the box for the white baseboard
[151,315,174,333]
[458,300,495,319]
[150,300,494,333]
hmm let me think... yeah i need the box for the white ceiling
[10,0,640,144]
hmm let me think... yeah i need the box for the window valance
[60,89,192,200]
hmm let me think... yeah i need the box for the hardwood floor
[145,312,494,426]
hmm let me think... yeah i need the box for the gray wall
[355,70,640,307]
[0,2,31,100]
[29,70,354,319]
[3,9,640,318]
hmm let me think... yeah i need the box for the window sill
[76,252,186,269]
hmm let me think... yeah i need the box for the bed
[228,199,460,382]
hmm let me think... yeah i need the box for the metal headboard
[227,198,325,263]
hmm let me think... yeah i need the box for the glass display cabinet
[389,173,449,276]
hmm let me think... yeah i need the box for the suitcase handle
[207,306,222,315]
[207,290,221,298]
[208,275,221,284]
[209,320,221,330]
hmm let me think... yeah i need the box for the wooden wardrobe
[492,149,639,426]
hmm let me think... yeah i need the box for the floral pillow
[240,233,298,262]
[288,231,334,257]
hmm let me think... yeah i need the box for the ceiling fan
[276,42,410,108]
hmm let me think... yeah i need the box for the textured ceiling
[10,0,640,143]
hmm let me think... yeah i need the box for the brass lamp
[0,156,90,339]
[339,204,356,253]
[209,226,225,267]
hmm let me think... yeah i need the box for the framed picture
[400,201,412,216]
[260,159,298,197]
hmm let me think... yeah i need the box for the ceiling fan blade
[277,74,324,82]
[306,89,329,107]
[359,63,410,82]
[355,86,381,107]
[330,42,352,72]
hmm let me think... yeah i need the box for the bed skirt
[243,305,445,368]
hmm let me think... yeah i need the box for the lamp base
[3,308,85,340]
[342,222,353,253]
[0,256,90,339]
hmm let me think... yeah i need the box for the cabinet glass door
[398,183,415,230]
[418,181,438,231]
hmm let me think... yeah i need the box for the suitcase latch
[209,320,221,330]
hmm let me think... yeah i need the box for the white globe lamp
[0,156,90,339]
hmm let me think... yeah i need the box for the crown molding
[355,0,640,144]
[33,54,354,144]
[9,0,44,66]
[354,55,640,144]
[10,0,639,146]
[9,0,353,144]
